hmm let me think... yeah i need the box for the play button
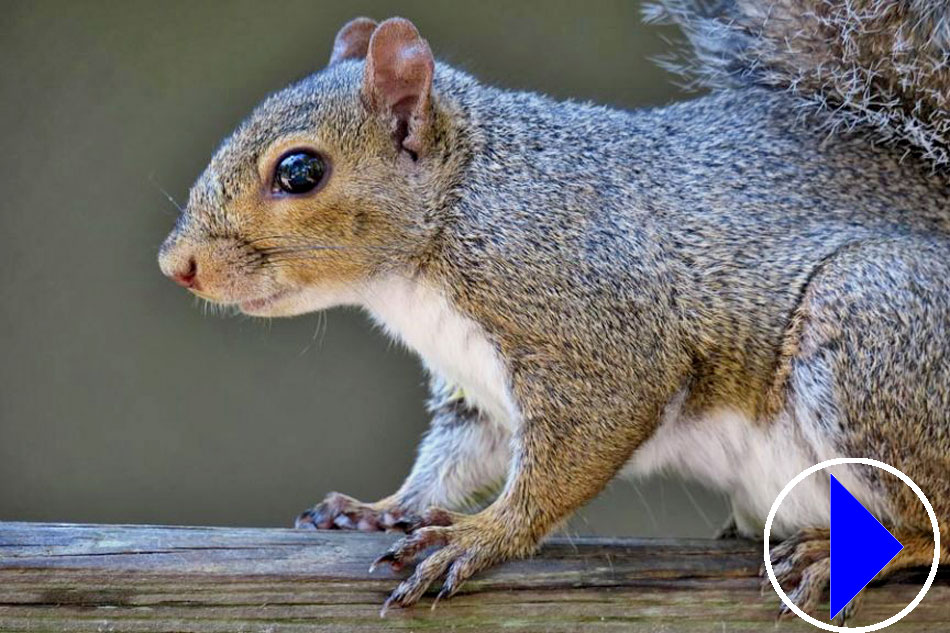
[829,474,904,619]
[764,457,940,632]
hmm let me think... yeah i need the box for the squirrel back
[647,0,950,169]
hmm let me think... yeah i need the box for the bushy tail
[646,0,950,169]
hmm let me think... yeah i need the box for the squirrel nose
[169,257,198,288]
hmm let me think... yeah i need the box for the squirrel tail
[645,0,950,169]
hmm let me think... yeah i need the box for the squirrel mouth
[239,290,291,313]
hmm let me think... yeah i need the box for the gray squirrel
[158,1,950,619]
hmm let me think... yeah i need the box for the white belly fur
[358,275,890,538]
[360,274,519,431]
[625,390,889,539]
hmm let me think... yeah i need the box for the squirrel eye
[273,151,327,194]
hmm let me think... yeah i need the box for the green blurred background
[0,0,727,536]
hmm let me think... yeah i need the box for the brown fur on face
[158,19,462,316]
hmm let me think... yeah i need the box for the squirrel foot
[295,493,461,532]
[295,492,414,532]
[373,511,517,613]
[762,528,856,624]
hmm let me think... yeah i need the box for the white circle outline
[763,457,940,632]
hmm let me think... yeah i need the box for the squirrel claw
[389,516,416,531]
[776,601,795,621]
[293,512,318,530]
[430,587,449,611]
[379,595,395,619]
[370,550,402,574]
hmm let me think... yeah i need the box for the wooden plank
[0,522,945,632]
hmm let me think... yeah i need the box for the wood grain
[0,522,946,631]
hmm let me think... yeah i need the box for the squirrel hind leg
[755,237,950,619]
[772,238,950,530]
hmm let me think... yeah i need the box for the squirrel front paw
[295,492,460,532]
[370,510,529,613]
[295,492,413,532]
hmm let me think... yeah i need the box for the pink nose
[170,257,198,288]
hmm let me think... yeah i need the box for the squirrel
[158,2,950,619]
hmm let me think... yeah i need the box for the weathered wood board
[0,522,946,632]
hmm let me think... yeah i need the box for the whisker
[259,252,356,262]
[242,235,302,246]
[234,238,416,283]
[255,243,407,255]
[148,173,184,216]
[256,245,351,256]
[236,235,346,248]
[247,261,330,271]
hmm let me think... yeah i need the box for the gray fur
[393,377,510,513]
[646,0,950,168]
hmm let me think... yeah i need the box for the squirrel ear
[362,17,434,158]
[329,17,378,65]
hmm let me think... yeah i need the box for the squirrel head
[159,17,465,316]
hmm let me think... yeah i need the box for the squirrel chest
[361,274,520,430]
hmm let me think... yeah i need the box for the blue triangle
[829,474,903,619]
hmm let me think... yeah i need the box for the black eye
[273,152,326,194]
